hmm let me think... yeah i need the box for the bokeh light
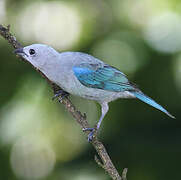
[0,0,6,23]
[60,166,107,180]
[10,135,55,179]
[15,1,82,50]
[173,54,181,93]
[92,39,138,74]
[91,31,148,74]
[0,77,93,178]
[144,12,181,53]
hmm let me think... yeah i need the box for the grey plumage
[14,44,175,141]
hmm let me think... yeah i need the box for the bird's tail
[132,91,175,119]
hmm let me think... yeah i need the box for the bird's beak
[13,48,28,57]
[14,48,24,55]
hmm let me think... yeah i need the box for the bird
[14,44,175,141]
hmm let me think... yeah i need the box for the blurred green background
[0,0,181,179]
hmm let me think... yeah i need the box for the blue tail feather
[132,91,175,119]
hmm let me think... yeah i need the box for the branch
[0,24,127,180]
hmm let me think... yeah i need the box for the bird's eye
[29,49,35,55]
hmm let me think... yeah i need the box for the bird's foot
[83,128,96,142]
[52,90,69,101]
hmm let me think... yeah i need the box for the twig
[122,168,128,180]
[0,24,127,180]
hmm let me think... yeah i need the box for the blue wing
[73,63,136,92]
[73,63,175,118]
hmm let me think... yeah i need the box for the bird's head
[14,44,59,70]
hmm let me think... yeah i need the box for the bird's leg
[97,102,109,130]
[52,90,69,101]
[83,102,109,142]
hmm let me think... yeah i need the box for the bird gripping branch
[14,44,175,141]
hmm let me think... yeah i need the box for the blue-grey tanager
[14,44,175,141]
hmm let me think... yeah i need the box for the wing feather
[73,63,136,92]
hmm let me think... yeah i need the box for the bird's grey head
[14,44,59,70]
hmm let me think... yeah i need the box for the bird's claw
[82,128,94,132]
[83,128,96,142]
[88,130,95,142]
[52,90,69,101]
[52,93,60,101]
